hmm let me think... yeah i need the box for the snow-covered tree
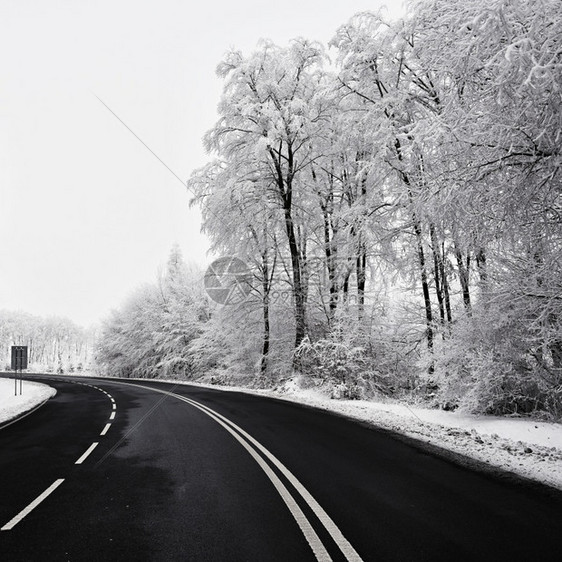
[95,1,562,415]
[96,248,209,379]
[200,39,333,350]
[0,311,92,373]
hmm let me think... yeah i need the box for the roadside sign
[11,346,28,371]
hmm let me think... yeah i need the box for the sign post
[11,346,28,396]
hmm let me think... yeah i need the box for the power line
[93,93,188,190]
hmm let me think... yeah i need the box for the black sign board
[11,346,28,371]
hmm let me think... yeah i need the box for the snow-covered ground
[0,377,56,426]
[167,375,562,491]
[257,378,562,491]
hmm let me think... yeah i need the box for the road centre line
[2,382,113,531]
[204,402,331,559]
[1,479,65,531]
[125,382,363,562]
[188,396,363,562]
[71,379,116,422]
[132,385,330,560]
[75,442,99,464]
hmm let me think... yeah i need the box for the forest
[0,310,93,374]
[96,0,562,418]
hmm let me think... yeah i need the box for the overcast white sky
[0,0,405,327]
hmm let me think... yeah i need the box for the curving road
[0,375,561,561]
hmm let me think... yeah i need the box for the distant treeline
[0,310,94,373]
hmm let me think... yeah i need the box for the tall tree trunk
[260,255,270,376]
[475,247,488,306]
[476,248,487,285]
[269,143,306,352]
[394,138,434,356]
[415,220,434,355]
[311,166,339,325]
[356,168,368,323]
[441,242,452,324]
[356,236,366,322]
[322,206,338,323]
[285,223,306,350]
[429,223,446,337]
[300,232,309,313]
[455,245,472,314]
[342,269,351,304]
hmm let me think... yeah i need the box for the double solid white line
[127,382,363,562]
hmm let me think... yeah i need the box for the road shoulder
[0,377,57,428]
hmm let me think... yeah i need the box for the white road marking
[126,382,363,562]
[206,404,363,562]
[75,442,99,464]
[1,479,65,531]
[208,406,331,560]
[71,381,116,433]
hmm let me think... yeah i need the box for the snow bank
[0,377,56,426]
[263,381,562,491]
[160,375,562,491]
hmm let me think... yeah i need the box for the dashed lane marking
[75,442,99,465]
[2,380,117,530]
[1,479,65,531]
[73,382,116,433]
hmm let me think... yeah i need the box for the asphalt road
[0,375,561,561]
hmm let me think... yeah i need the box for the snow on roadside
[262,381,562,491]
[0,377,56,425]
[156,375,562,491]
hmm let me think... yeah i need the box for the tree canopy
[99,0,562,417]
